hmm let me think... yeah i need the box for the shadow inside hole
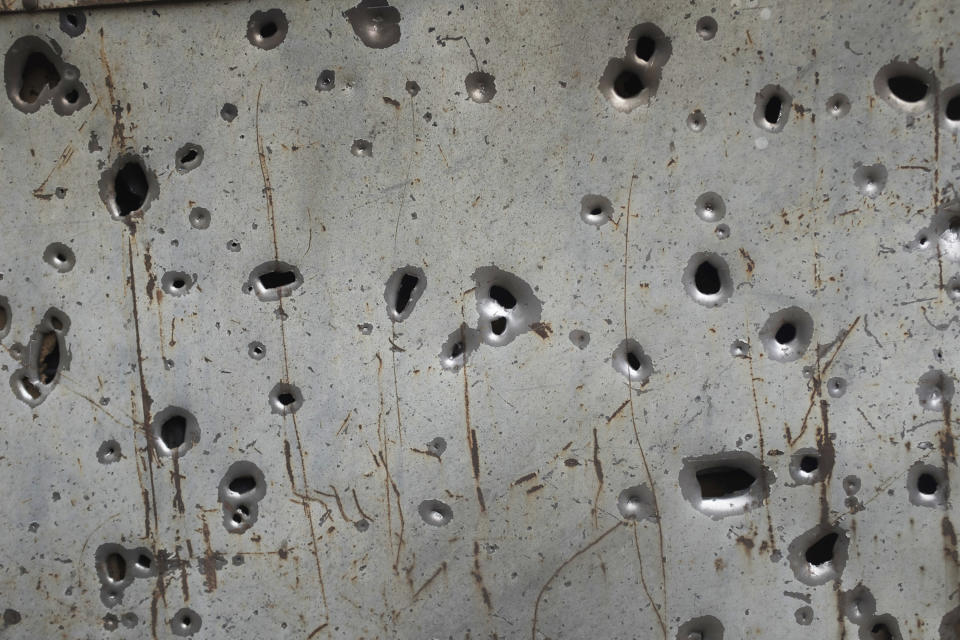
[888,75,928,102]
[105,553,126,582]
[259,21,277,38]
[799,455,819,473]
[37,332,60,384]
[805,532,839,566]
[635,35,655,61]
[229,475,257,495]
[775,322,797,344]
[160,415,186,449]
[115,162,148,215]
[20,51,60,103]
[947,95,960,121]
[917,473,938,495]
[394,274,419,314]
[764,94,783,124]
[694,261,721,295]
[696,466,756,498]
[259,270,296,289]
[489,285,516,309]
[613,69,644,98]
[491,317,507,335]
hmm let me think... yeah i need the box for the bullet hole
[680,452,771,519]
[171,608,202,637]
[676,615,725,640]
[385,267,426,322]
[696,15,718,40]
[188,207,211,230]
[247,9,288,50]
[219,461,266,533]
[227,240,241,252]
[800,456,818,473]
[788,525,849,585]
[687,109,706,131]
[465,71,497,103]
[161,271,195,297]
[473,266,543,347]
[136,555,151,570]
[754,85,792,132]
[12,309,70,406]
[418,499,453,526]
[580,194,613,226]
[355,519,370,532]
[827,93,851,118]
[244,261,303,301]
[405,80,420,96]
[715,223,730,239]
[316,69,335,92]
[269,382,303,415]
[358,323,373,335]
[844,475,861,496]
[825,377,847,398]
[351,139,373,157]
[696,467,755,499]
[99,154,157,220]
[42,242,75,273]
[617,483,656,521]
[875,61,936,113]
[175,143,203,173]
[569,329,590,349]
[151,407,199,456]
[3,609,21,626]
[490,316,507,335]
[626,23,672,67]
[220,102,238,122]
[865,617,902,640]
[5,36,88,116]
[730,339,749,357]
[612,338,653,383]
[916,369,954,412]
[59,9,86,36]
[105,552,126,582]
[842,584,877,625]
[344,0,401,49]
[853,163,888,198]
[427,437,447,456]
[907,462,948,507]
[695,192,725,222]
[683,253,733,307]
[439,324,480,371]
[248,341,266,360]
[64,88,78,103]
[97,439,121,464]
[613,69,644,99]
[760,306,813,362]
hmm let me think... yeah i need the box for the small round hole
[695,16,717,40]
[259,22,277,38]
[764,95,783,124]
[800,456,819,473]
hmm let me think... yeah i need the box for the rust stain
[256,85,279,257]
[592,427,603,528]
[382,96,401,109]
[170,454,185,514]
[943,517,958,565]
[461,323,486,511]
[512,472,536,486]
[32,143,74,199]
[529,322,552,339]
[745,336,777,555]
[736,535,755,551]
[525,483,544,495]
[941,401,955,469]
[98,29,126,153]
[199,515,218,593]
[817,399,834,526]
[606,399,629,424]
[351,488,373,522]
[739,248,755,275]
[412,561,447,601]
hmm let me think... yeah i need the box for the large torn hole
[19,52,60,103]
[384,266,426,322]
[151,407,199,456]
[696,466,756,499]
[788,524,849,585]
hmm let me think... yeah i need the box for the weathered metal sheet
[0,1,959,639]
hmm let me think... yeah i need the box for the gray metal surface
[0,1,959,639]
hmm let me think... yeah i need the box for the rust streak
[472,540,493,611]
[526,484,544,495]
[199,515,217,593]
[461,323,486,511]
[351,488,373,522]
[745,338,777,554]
[32,143,74,198]
[330,485,352,523]
[255,85,279,258]
[632,524,667,637]
[412,561,447,601]
[606,399,629,423]
[512,472,536,486]
[592,428,603,528]
[98,29,126,152]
